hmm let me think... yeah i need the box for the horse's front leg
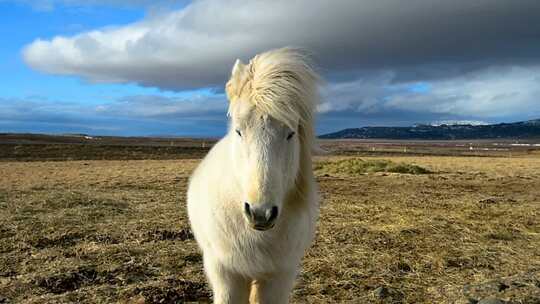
[249,271,297,304]
[204,257,250,304]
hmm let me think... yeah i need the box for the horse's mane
[226,47,319,150]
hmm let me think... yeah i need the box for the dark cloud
[23,0,540,90]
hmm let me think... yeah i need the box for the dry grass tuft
[315,158,432,175]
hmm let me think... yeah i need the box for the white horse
[187,48,320,304]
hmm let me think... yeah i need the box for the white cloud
[0,93,228,135]
[96,93,226,118]
[385,66,540,118]
[318,71,394,113]
[318,65,540,120]
[0,93,226,122]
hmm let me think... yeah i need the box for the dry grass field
[1,141,539,303]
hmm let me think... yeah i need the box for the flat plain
[0,135,539,303]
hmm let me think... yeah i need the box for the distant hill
[319,119,540,140]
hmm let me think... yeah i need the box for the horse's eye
[286,131,295,140]
[236,129,242,137]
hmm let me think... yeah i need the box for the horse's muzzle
[243,202,278,231]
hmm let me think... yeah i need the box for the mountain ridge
[320,119,540,140]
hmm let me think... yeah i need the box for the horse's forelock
[227,47,320,149]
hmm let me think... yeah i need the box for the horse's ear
[226,59,247,102]
[231,59,245,77]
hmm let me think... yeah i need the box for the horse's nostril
[267,206,279,222]
[244,202,253,220]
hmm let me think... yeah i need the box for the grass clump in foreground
[315,158,432,175]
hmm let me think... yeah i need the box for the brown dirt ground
[0,155,539,303]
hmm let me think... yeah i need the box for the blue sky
[0,0,227,136]
[1,1,143,100]
[1,1,540,136]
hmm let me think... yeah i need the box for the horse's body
[187,48,320,303]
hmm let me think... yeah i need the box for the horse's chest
[214,219,308,272]
[226,232,298,275]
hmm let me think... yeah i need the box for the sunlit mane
[226,47,319,149]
